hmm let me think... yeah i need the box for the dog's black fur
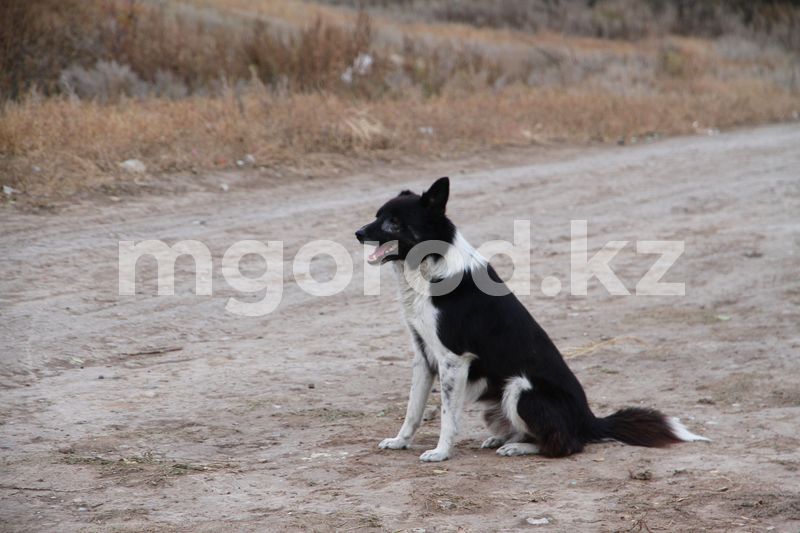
[356,177,706,460]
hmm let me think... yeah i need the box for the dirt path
[1,124,799,532]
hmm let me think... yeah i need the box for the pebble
[119,159,146,174]
[423,406,438,421]
[526,517,550,525]
[437,499,455,510]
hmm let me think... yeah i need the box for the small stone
[630,469,653,481]
[119,159,146,174]
[423,406,438,421]
[526,517,550,525]
[341,67,353,84]
[307,383,315,389]
[353,53,373,75]
[220,183,229,192]
[437,499,455,510]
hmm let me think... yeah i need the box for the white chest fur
[391,233,488,371]
[393,262,442,361]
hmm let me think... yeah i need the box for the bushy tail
[591,407,709,447]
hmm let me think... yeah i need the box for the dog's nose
[355,228,366,243]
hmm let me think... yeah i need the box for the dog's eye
[381,217,401,233]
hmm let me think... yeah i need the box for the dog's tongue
[367,242,398,265]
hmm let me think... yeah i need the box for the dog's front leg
[379,350,435,450]
[419,355,469,462]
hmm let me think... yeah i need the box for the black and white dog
[356,177,708,462]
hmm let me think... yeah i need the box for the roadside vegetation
[1,0,798,200]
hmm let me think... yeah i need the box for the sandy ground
[1,124,799,532]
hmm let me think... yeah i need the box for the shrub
[59,61,147,102]
[0,0,377,101]
[316,0,800,46]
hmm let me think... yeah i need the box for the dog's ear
[420,177,449,214]
[398,189,414,196]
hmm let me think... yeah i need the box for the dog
[355,177,708,462]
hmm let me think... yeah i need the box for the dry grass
[320,0,800,48]
[0,0,375,98]
[1,0,799,201]
[4,79,797,197]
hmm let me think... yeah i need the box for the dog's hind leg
[480,402,515,449]
[419,353,470,462]
[501,375,585,457]
[493,378,541,455]
[482,432,530,450]
[496,441,541,456]
[379,345,435,450]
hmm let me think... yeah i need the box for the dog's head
[355,177,455,265]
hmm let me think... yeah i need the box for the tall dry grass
[4,79,797,197]
[0,0,376,99]
[322,0,800,48]
[1,0,799,200]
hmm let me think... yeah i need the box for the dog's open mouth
[367,241,399,265]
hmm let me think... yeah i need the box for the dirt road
[1,124,799,532]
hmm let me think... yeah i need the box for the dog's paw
[480,436,506,449]
[419,448,450,462]
[378,437,409,450]
[496,442,540,456]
